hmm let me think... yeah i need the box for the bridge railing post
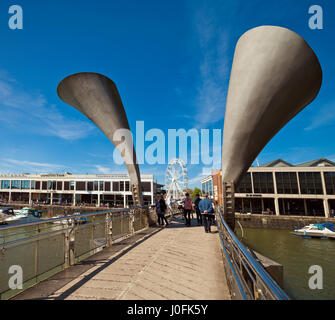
[105,212,112,247]
[64,219,76,267]
[129,209,135,236]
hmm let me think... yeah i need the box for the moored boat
[293,223,335,239]
[0,207,27,224]
[14,207,42,218]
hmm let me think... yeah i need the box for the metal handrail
[0,206,150,247]
[0,205,150,232]
[216,207,289,300]
[0,205,153,300]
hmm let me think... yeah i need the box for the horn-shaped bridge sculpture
[221,26,323,230]
[57,72,143,206]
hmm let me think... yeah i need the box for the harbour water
[237,227,335,300]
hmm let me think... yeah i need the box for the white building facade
[0,173,156,207]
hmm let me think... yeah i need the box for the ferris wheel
[165,158,188,201]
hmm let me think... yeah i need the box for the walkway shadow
[13,227,165,300]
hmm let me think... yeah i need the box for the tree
[191,187,201,200]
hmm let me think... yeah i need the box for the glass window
[275,172,299,194]
[31,181,35,190]
[64,181,70,191]
[236,173,252,193]
[252,172,274,194]
[99,181,104,191]
[56,181,62,190]
[76,181,86,191]
[1,180,10,189]
[87,182,93,191]
[125,181,130,192]
[324,172,335,195]
[141,182,151,192]
[94,181,99,191]
[21,180,30,189]
[47,181,57,190]
[70,181,75,191]
[298,172,323,195]
[105,181,111,192]
[35,181,41,190]
[113,181,119,192]
[11,180,21,189]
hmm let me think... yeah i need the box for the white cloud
[304,103,335,131]
[188,171,207,185]
[0,158,69,173]
[95,165,113,174]
[0,71,94,140]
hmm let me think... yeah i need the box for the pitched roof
[260,159,293,167]
[296,158,335,167]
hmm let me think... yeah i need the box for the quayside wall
[236,213,335,230]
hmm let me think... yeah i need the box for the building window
[298,172,323,195]
[11,180,21,189]
[236,173,252,193]
[21,180,30,189]
[70,181,75,191]
[252,172,274,194]
[120,181,124,192]
[87,182,93,191]
[105,181,111,192]
[35,181,41,190]
[125,181,130,192]
[31,181,35,190]
[275,172,299,194]
[2,180,10,189]
[64,181,70,191]
[99,181,104,191]
[94,181,99,191]
[113,181,119,192]
[47,181,57,190]
[76,181,86,191]
[324,172,335,195]
[141,182,151,192]
[56,181,62,191]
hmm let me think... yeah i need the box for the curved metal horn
[222,26,322,185]
[57,72,143,205]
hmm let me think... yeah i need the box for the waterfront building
[201,158,335,217]
[0,173,158,207]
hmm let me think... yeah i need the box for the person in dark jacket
[198,194,214,233]
[155,195,163,225]
[193,194,202,226]
[159,195,169,226]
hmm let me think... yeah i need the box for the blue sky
[0,0,334,188]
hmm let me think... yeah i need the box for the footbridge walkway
[0,206,288,300]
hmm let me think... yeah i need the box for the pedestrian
[193,193,202,226]
[159,194,169,226]
[183,193,193,226]
[155,195,163,226]
[198,194,214,233]
[168,195,174,218]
